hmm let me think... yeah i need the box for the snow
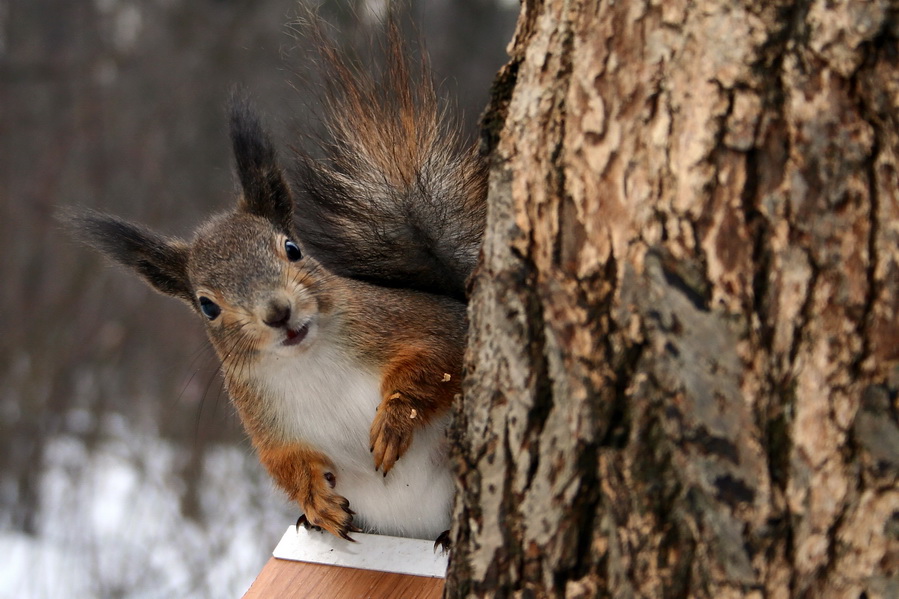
[0,413,293,599]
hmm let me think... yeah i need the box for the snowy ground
[0,412,293,599]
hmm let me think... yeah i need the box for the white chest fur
[251,343,453,539]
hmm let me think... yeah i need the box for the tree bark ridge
[448,1,899,598]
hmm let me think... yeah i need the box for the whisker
[194,361,227,445]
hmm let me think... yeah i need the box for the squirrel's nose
[263,301,291,328]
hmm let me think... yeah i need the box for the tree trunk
[447,1,899,598]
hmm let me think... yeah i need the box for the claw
[296,514,322,533]
[434,530,451,553]
[339,529,358,542]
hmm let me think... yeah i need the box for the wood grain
[243,558,445,599]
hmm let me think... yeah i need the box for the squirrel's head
[65,96,334,361]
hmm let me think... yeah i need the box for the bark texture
[447,1,899,598]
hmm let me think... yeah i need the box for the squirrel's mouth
[282,320,311,347]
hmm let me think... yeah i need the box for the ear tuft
[229,91,294,234]
[60,208,194,306]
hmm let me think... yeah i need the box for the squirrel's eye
[199,296,221,320]
[285,239,302,262]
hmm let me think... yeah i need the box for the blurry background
[0,0,515,596]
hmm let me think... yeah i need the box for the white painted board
[272,526,448,578]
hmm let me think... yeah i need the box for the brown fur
[65,23,480,540]
[255,442,356,540]
[292,19,487,300]
[371,344,463,473]
[71,185,466,540]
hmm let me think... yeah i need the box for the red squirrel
[66,25,486,541]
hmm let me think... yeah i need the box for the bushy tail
[292,21,487,301]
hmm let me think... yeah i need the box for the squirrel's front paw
[370,393,417,474]
[300,472,360,541]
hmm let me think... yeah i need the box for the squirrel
[65,24,486,542]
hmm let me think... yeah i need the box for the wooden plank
[243,558,445,599]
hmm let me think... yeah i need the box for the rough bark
[447,1,899,598]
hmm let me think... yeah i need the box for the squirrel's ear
[229,92,293,234]
[62,210,194,306]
